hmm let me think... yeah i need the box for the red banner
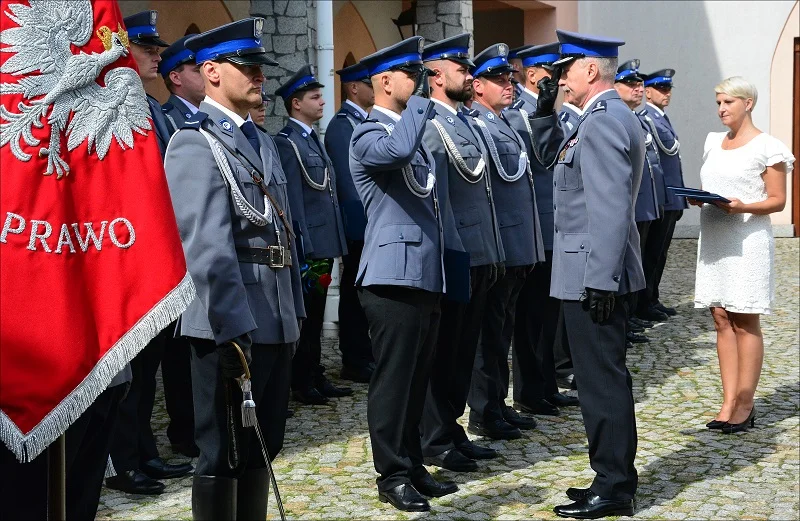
[0,0,194,461]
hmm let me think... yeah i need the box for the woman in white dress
[692,77,794,434]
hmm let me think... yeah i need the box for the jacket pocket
[497,211,523,229]
[375,223,423,280]
[562,233,589,294]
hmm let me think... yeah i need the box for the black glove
[412,67,432,99]
[218,333,253,379]
[534,75,560,117]
[582,288,615,323]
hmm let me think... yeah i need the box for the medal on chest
[559,137,579,161]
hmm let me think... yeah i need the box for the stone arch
[185,23,201,36]
[333,1,377,104]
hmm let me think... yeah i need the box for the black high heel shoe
[721,406,756,434]
[706,419,727,430]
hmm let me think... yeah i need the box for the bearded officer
[528,29,645,519]
[274,65,351,406]
[506,42,579,418]
[466,43,544,441]
[350,36,460,512]
[324,62,376,384]
[419,33,505,473]
[160,35,205,134]
[165,18,305,520]
[640,68,686,320]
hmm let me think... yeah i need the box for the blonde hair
[714,76,758,110]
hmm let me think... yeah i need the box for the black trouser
[0,384,125,521]
[110,330,166,471]
[358,286,441,491]
[563,296,637,501]
[468,266,528,423]
[553,302,574,380]
[421,265,496,457]
[292,274,329,392]
[161,325,195,446]
[644,209,682,307]
[634,220,653,314]
[339,240,374,370]
[512,251,561,404]
[190,339,291,476]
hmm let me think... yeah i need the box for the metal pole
[47,434,66,521]
[315,0,336,139]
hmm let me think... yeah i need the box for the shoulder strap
[374,121,435,198]
[284,136,330,191]
[643,115,680,156]
[472,116,529,182]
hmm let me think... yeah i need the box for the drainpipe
[315,0,341,338]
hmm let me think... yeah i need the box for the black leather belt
[236,246,292,268]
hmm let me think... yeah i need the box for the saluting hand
[412,67,433,99]
[534,75,560,117]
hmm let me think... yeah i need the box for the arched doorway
[333,1,377,104]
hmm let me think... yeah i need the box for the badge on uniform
[559,137,579,161]
[446,116,454,125]
[487,113,495,121]
[220,119,232,131]
[185,113,191,118]
[301,132,308,138]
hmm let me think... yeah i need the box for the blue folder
[667,186,730,204]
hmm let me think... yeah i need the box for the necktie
[240,121,261,156]
[310,129,322,151]
[457,111,471,126]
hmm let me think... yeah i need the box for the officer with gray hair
[528,29,645,519]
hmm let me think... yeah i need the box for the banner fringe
[0,272,196,463]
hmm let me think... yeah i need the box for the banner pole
[47,434,66,521]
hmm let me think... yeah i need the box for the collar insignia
[446,116,454,125]
[487,112,495,120]
[220,119,232,131]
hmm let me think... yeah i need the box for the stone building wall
[415,0,474,54]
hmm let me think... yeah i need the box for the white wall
[578,0,797,234]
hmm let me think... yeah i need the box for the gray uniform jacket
[529,90,646,301]
[326,104,368,241]
[349,96,446,293]
[162,94,195,136]
[423,105,504,267]
[641,104,687,211]
[559,103,581,132]
[275,120,348,261]
[164,101,305,345]
[633,112,664,223]
[471,101,544,268]
[146,94,170,157]
[506,90,556,250]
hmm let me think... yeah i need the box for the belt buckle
[268,245,285,268]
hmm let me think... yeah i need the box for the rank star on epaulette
[591,100,607,113]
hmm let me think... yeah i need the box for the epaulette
[161,102,174,113]
[511,99,525,110]
[636,108,649,116]
[336,112,348,118]
[590,100,607,113]
[559,112,569,122]
[181,111,208,129]
[276,131,290,138]
[364,118,379,124]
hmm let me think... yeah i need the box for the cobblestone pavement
[97,239,800,520]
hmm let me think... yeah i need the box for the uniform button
[580,243,585,249]
[554,226,558,233]
[459,220,464,225]
[553,205,556,211]
[553,181,557,187]
[399,234,404,240]
[418,108,424,114]
[613,275,620,282]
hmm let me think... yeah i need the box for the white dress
[694,132,795,314]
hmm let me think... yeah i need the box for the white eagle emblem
[0,0,152,179]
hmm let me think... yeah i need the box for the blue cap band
[423,46,468,61]
[160,49,195,77]
[560,42,618,58]
[615,68,639,81]
[522,53,560,67]
[284,75,317,97]
[367,52,421,76]
[644,76,672,86]
[126,25,157,38]
[196,37,262,63]
[339,69,367,83]
[473,55,510,77]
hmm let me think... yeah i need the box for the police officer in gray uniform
[165,18,305,520]
[160,35,205,134]
[325,62,376,384]
[274,65,352,406]
[614,60,666,344]
[466,43,544,441]
[350,36,459,512]
[419,33,504,473]
[640,68,686,320]
[529,30,645,519]
[506,42,579,417]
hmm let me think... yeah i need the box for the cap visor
[553,55,577,66]
[131,36,169,48]
[228,54,279,66]
[477,64,516,77]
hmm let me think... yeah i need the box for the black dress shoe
[566,487,594,501]
[316,377,353,398]
[424,448,477,472]
[546,392,579,407]
[514,399,559,416]
[721,406,756,434]
[502,405,537,430]
[706,419,726,429]
[378,484,430,512]
[629,316,654,328]
[654,302,677,316]
[411,470,458,497]
[340,364,373,383]
[626,331,649,343]
[467,419,522,440]
[627,321,645,333]
[141,457,193,479]
[106,469,165,495]
[292,387,330,405]
[455,439,498,460]
[554,493,634,519]
[171,440,200,458]
[637,306,668,322]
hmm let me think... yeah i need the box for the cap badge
[446,116,454,125]
[498,44,507,57]
[255,18,264,36]
[150,11,157,25]
[418,39,424,54]
[220,119,232,131]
